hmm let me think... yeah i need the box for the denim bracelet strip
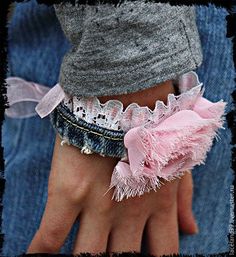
[50,102,126,158]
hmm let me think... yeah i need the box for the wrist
[98,79,175,110]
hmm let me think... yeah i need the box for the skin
[27,80,198,256]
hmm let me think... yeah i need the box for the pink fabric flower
[109,96,227,201]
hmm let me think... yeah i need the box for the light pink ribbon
[5,77,51,118]
[35,83,66,118]
[5,77,66,118]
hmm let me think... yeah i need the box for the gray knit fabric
[54,0,203,97]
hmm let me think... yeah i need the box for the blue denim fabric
[2,2,234,256]
[6,0,71,86]
[179,4,234,255]
[50,102,126,158]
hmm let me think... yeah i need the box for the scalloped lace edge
[63,71,204,131]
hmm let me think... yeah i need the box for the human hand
[27,134,198,256]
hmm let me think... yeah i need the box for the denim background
[2,1,235,255]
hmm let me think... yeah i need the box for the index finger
[27,189,80,253]
[26,136,82,254]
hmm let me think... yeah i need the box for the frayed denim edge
[49,103,127,159]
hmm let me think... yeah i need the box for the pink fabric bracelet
[5,73,227,201]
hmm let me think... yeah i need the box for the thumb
[177,171,199,234]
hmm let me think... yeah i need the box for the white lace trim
[63,71,203,132]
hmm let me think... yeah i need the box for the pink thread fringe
[108,95,227,201]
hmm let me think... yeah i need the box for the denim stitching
[59,102,125,136]
[57,107,125,141]
[50,106,127,158]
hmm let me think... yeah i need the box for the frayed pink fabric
[109,96,226,201]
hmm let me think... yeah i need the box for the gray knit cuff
[55,1,203,97]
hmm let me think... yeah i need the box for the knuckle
[48,174,90,204]
[127,201,145,217]
[97,199,116,215]
[64,180,91,203]
[158,199,176,213]
[156,183,177,212]
[127,207,142,218]
[36,229,62,252]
